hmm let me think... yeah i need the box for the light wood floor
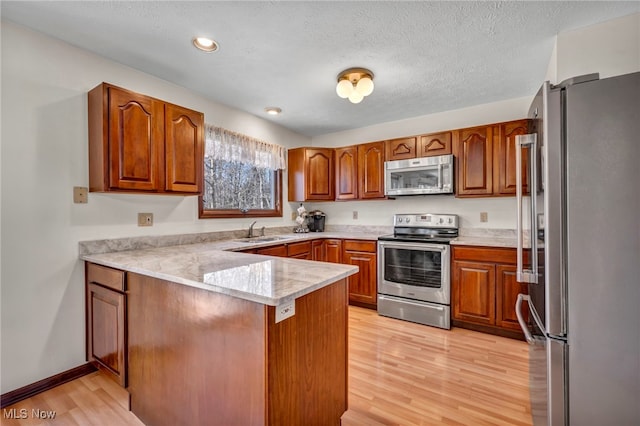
[3,306,531,426]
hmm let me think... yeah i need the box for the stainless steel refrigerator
[514,72,640,425]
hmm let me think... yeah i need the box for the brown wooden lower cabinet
[126,272,348,426]
[342,240,377,309]
[451,246,528,339]
[85,263,127,387]
[312,239,343,263]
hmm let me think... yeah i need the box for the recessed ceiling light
[265,107,282,116]
[192,37,219,52]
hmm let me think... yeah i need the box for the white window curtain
[205,124,286,170]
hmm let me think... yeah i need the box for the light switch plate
[73,186,88,204]
[275,300,295,323]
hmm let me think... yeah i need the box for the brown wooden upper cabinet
[335,142,385,200]
[88,83,204,195]
[493,119,530,196]
[385,137,417,161]
[454,125,494,197]
[419,131,452,157]
[454,119,530,197]
[357,141,386,199]
[288,147,335,201]
[335,146,358,200]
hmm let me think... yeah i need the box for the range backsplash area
[306,195,518,231]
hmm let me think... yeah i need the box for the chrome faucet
[248,221,257,238]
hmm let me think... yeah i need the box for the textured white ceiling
[2,1,638,136]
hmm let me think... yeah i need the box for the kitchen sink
[235,236,292,243]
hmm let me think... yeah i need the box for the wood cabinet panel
[335,146,358,200]
[496,264,529,330]
[385,137,417,161]
[107,86,163,191]
[452,261,495,325]
[164,103,204,194]
[419,132,452,157]
[324,239,343,263]
[357,142,386,199]
[343,240,377,308]
[287,241,312,258]
[257,245,288,257]
[454,126,494,196]
[288,148,334,201]
[86,263,125,292]
[494,119,530,196]
[89,82,203,195]
[86,282,126,387]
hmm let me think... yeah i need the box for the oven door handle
[378,241,448,252]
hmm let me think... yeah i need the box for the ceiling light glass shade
[336,79,353,98]
[355,77,374,96]
[336,68,374,103]
[348,91,364,104]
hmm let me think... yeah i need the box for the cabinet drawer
[343,240,377,253]
[287,241,312,257]
[86,263,125,292]
[452,246,517,264]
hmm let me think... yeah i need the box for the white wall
[556,13,640,83]
[0,21,310,393]
[310,97,531,229]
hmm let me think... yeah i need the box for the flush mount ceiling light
[336,67,374,104]
[264,107,282,116]
[192,36,219,52]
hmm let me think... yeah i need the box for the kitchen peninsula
[82,241,358,426]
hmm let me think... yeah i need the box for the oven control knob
[439,218,444,224]
[448,218,453,224]
[404,217,410,223]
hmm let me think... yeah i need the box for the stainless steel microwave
[384,154,454,196]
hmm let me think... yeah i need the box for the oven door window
[384,247,442,288]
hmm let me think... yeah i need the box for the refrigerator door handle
[515,294,534,344]
[516,133,539,284]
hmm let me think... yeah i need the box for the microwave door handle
[516,134,538,284]
[438,164,443,189]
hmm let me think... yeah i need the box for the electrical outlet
[480,212,488,222]
[138,213,153,226]
[352,211,358,220]
[73,186,88,204]
[291,211,297,220]
[275,300,295,323]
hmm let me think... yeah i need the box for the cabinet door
[108,86,163,191]
[257,244,288,257]
[306,148,335,200]
[496,264,529,330]
[86,283,126,386]
[312,240,325,261]
[343,241,377,308]
[165,103,204,193]
[324,239,343,264]
[454,126,493,196]
[419,132,452,157]
[494,120,529,196]
[452,260,495,325]
[335,146,358,200]
[385,137,416,161]
[357,141,385,199]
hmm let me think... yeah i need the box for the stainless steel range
[377,213,458,329]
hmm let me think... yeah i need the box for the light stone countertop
[80,227,523,307]
[82,241,358,306]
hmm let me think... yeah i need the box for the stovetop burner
[378,213,459,244]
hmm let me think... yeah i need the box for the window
[199,125,285,218]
